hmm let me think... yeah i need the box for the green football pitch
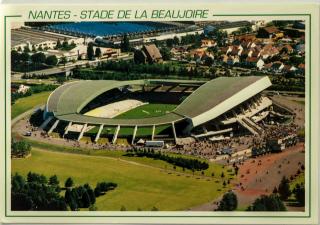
[115,103,177,119]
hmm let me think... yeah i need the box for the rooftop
[11,27,76,47]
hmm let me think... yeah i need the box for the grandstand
[41,76,283,144]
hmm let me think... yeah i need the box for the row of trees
[126,148,209,171]
[11,173,67,211]
[246,194,287,211]
[11,173,118,211]
[87,43,103,60]
[64,177,117,211]
[273,176,305,206]
[11,50,59,72]
[73,60,212,80]
[55,39,76,51]
[65,184,96,210]
[11,140,31,158]
[215,191,287,211]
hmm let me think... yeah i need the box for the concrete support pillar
[151,125,155,140]
[40,116,53,130]
[63,121,72,138]
[172,122,177,143]
[246,102,252,112]
[131,125,138,145]
[232,110,237,117]
[94,124,104,143]
[48,120,59,135]
[77,123,87,141]
[112,125,120,144]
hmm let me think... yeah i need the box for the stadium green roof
[45,77,271,126]
[174,76,264,118]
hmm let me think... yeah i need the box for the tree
[95,47,102,58]
[65,189,78,211]
[166,38,174,48]
[49,175,59,186]
[216,192,238,211]
[204,56,213,66]
[60,56,68,66]
[247,194,286,211]
[23,46,30,53]
[31,52,46,65]
[45,55,58,66]
[81,190,91,208]
[134,50,146,64]
[160,47,172,61]
[11,140,31,157]
[11,50,21,65]
[12,172,67,211]
[56,76,67,84]
[87,43,94,60]
[223,180,227,187]
[62,38,68,49]
[293,183,305,206]
[273,187,278,194]
[56,39,62,49]
[151,206,159,211]
[278,176,291,201]
[173,36,180,45]
[120,34,130,52]
[65,177,74,188]
[94,185,102,197]
[20,52,30,63]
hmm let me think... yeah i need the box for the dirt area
[190,143,305,211]
[233,143,305,209]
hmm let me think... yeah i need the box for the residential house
[256,58,265,70]
[272,61,284,72]
[201,39,216,48]
[142,44,163,63]
[257,26,283,39]
[297,63,305,75]
[259,44,279,59]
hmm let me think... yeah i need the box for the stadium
[41,76,280,145]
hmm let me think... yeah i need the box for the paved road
[11,54,133,80]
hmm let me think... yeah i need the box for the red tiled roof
[263,26,280,34]
[298,63,305,69]
[246,57,258,63]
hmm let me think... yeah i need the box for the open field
[12,148,232,211]
[115,103,177,119]
[13,135,233,178]
[11,91,51,119]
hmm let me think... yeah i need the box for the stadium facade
[42,76,275,144]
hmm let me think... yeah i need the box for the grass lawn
[11,91,51,119]
[12,148,232,211]
[17,137,234,178]
[115,103,177,119]
[290,172,305,190]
